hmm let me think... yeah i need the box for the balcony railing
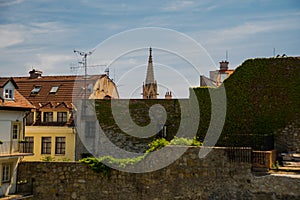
[0,141,28,156]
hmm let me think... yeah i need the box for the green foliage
[80,136,202,174]
[146,137,202,153]
[192,57,300,150]
[59,158,71,162]
[17,180,28,185]
[79,154,147,174]
[79,157,111,175]
[146,138,169,153]
[272,160,280,170]
[169,136,202,146]
[41,156,55,162]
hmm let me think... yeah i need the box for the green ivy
[169,136,202,146]
[80,137,203,174]
[146,138,170,153]
[192,57,300,150]
[41,156,55,162]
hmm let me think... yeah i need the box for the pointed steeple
[145,47,155,84]
[142,47,158,99]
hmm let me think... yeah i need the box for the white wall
[0,110,25,142]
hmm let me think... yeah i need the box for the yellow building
[13,70,119,161]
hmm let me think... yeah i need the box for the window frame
[55,137,66,155]
[43,112,53,123]
[49,86,59,94]
[41,137,51,154]
[31,85,41,94]
[57,112,67,123]
[4,89,13,99]
[24,136,34,153]
[2,163,12,183]
[85,121,96,138]
[26,112,34,125]
[12,124,19,139]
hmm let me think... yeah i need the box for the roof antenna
[226,50,228,61]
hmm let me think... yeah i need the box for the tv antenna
[226,50,229,61]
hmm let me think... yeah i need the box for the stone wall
[75,99,187,160]
[275,116,300,153]
[17,147,300,200]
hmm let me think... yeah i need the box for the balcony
[0,141,33,157]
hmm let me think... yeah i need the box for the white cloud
[163,0,195,11]
[0,24,24,48]
[0,22,72,49]
[196,18,300,46]
[24,53,75,74]
[0,0,24,7]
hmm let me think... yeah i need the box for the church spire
[142,47,158,99]
[145,47,155,84]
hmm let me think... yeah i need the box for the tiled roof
[0,77,18,88]
[13,75,106,109]
[0,89,34,110]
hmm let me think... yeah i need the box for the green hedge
[192,57,300,149]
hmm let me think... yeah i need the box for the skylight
[49,86,59,94]
[31,86,41,94]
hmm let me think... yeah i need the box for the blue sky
[0,0,299,98]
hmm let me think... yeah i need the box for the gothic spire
[145,47,155,84]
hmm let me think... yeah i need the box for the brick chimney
[29,69,42,79]
[165,91,172,99]
[219,61,229,71]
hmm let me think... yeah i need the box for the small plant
[146,138,169,153]
[169,136,202,146]
[79,157,111,176]
[17,180,28,185]
[59,158,71,162]
[272,160,280,170]
[41,156,55,162]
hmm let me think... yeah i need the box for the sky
[0,0,299,98]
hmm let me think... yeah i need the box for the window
[44,112,53,122]
[26,112,34,125]
[24,137,34,153]
[49,86,59,94]
[4,89,13,99]
[12,122,21,140]
[85,121,96,138]
[41,137,51,154]
[55,137,65,155]
[57,112,67,123]
[31,86,41,94]
[2,164,11,183]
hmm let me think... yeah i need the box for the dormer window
[49,86,59,94]
[31,86,41,94]
[4,89,13,99]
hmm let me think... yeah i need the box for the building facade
[0,78,33,196]
[12,70,119,161]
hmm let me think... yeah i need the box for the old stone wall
[275,116,300,153]
[17,147,300,200]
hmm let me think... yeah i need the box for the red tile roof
[0,88,34,111]
[13,75,106,109]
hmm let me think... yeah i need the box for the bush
[146,138,169,153]
[169,136,202,146]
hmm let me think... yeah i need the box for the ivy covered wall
[193,57,300,149]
